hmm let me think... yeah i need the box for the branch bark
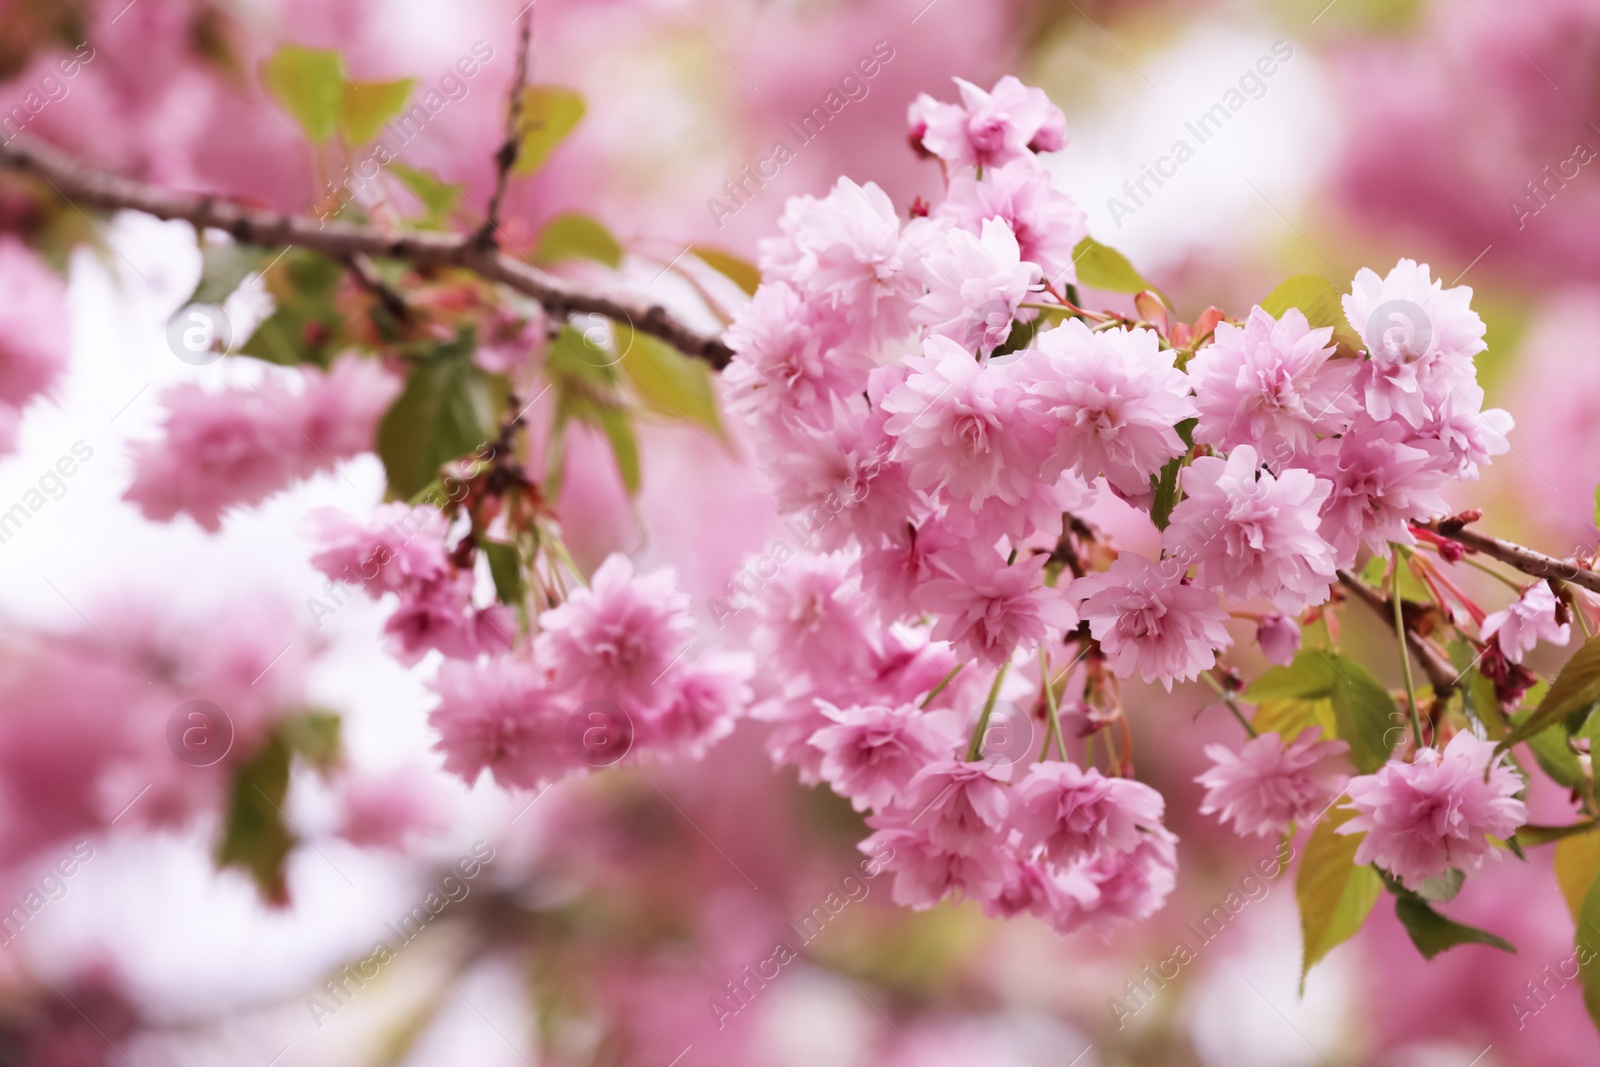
[1419,518,1600,597]
[474,5,534,250]
[0,136,733,369]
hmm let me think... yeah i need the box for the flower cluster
[725,73,1523,933]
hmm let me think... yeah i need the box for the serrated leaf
[261,45,346,144]
[1259,273,1362,351]
[615,322,724,438]
[691,246,761,295]
[188,243,269,307]
[390,163,461,229]
[216,733,294,906]
[1297,803,1382,991]
[1326,652,1400,774]
[376,332,508,500]
[1072,236,1156,296]
[483,540,524,606]
[1390,882,1516,959]
[1557,831,1600,921]
[1500,634,1600,751]
[342,78,414,145]
[535,213,622,268]
[513,85,585,176]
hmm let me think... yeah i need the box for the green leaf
[1252,697,1336,741]
[1519,821,1600,848]
[535,212,623,268]
[1297,803,1382,991]
[1326,653,1400,774]
[513,85,585,176]
[238,249,344,368]
[341,78,414,145]
[279,711,343,771]
[1147,418,1195,532]
[483,540,525,607]
[1450,639,1509,738]
[215,732,295,906]
[376,331,508,500]
[615,321,725,437]
[1581,870,1600,1031]
[1415,867,1464,903]
[592,403,640,495]
[390,163,461,229]
[691,246,761,295]
[1389,881,1516,960]
[188,243,269,307]
[1245,648,1339,703]
[544,326,639,497]
[1500,633,1600,751]
[260,45,346,144]
[1071,236,1156,296]
[1556,830,1600,920]
[1258,273,1362,350]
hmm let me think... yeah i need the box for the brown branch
[343,252,409,322]
[474,7,534,251]
[1420,517,1600,597]
[1336,568,1459,702]
[0,136,733,369]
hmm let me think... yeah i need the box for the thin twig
[0,136,733,368]
[1419,518,1600,596]
[343,252,410,322]
[475,8,534,250]
[1336,568,1458,703]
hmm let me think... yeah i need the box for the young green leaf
[1581,874,1600,1032]
[1297,803,1382,991]
[342,78,415,145]
[614,321,725,438]
[390,163,461,228]
[1258,273,1362,350]
[1499,633,1600,751]
[260,45,346,144]
[482,539,525,607]
[376,332,508,499]
[1556,830,1600,921]
[1071,236,1156,296]
[188,243,269,307]
[215,733,295,906]
[1326,652,1400,774]
[535,213,623,268]
[1390,882,1516,959]
[691,246,762,295]
[1243,647,1338,703]
[514,86,585,176]
[279,711,343,772]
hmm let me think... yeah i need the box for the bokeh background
[0,0,1596,1064]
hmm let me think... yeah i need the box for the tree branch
[1418,517,1600,597]
[1336,568,1459,702]
[474,6,533,251]
[0,136,733,369]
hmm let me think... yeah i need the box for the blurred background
[0,0,1596,1064]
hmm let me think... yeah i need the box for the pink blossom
[984,852,1100,932]
[1010,761,1166,865]
[912,217,1040,357]
[536,553,695,712]
[335,768,447,851]
[810,701,957,812]
[641,652,751,759]
[1163,445,1337,613]
[1256,613,1302,666]
[1187,306,1359,463]
[910,76,1067,169]
[1067,554,1231,689]
[308,504,451,596]
[1196,729,1351,838]
[1341,732,1527,889]
[428,660,573,791]
[1481,582,1571,664]
[858,518,958,620]
[383,578,500,665]
[1027,321,1196,505]
[0,238,67,454]
[860,819,1006,910]
[881,335,1048,510]
[124,382,304,532]
[1311,419,1452,565]
[938,159,1087,284]
[1072,825,1179,925]
[295,354,401,463]
[723,282,862,435]
[920,549,1077,664]
[751,551,879,681]
[1342,259,1486,427]
[902,758,1013,854]
[1417,387,1513,479]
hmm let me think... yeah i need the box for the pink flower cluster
[0,239,68,455]
[125,355,400,531]
[420,554,750,790]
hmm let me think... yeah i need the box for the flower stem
[1391,548,1426,749]
[1039,648,1069,761]
[1201,671,1257,738]
[920,663,964,709]
[967,660,1011,762]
